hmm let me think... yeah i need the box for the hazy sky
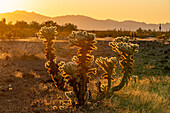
[0,0,170,24]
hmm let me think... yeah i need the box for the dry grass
[25,74,169,112]
[106,76,169,113]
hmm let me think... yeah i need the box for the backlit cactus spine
[37,26,66,90]
[109,37,139,92]
[66,31,97,106]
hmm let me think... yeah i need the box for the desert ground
[0,37,169,113]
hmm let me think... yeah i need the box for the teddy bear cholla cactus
[61,31,97,106]
[109,36,139,92]
[38,27,139,108]
[95,57,117,92]
[109,36,138,55]
[69,31,96,48]
[38,26,57,40]
[58,57,80,89]
[37,26,66,90]
[38,27,97,106]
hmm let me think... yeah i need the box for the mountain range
[0,10,169,31]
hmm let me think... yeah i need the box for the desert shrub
[37,26,139,109]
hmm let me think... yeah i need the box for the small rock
[14,71,23,78]
[9,88,13,91]
[9,84,12,87]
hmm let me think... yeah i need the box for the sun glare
[0,0,20,13]
[0,0,169,23]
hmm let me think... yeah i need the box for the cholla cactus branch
[66,31,97,106]
[95,57,117,92]
[37,26,66,91]
[109,36,139,92]
[65,91,76,106]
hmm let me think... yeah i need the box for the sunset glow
[0,0,170,24]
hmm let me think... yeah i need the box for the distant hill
[0,10,170,31]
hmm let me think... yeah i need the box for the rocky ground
[0,39,169,112]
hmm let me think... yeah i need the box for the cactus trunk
[78,48,88,106]
[111,74,126,91]
[107,71,112,92]
[111,55,131,92]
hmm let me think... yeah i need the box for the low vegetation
[0,25,169,112]
[0,18,170,40]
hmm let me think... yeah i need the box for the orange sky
[0,0,170,24]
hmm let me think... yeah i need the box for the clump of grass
[107,75,169,112]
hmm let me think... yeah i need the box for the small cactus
[95,36,139,100]
[109,36,139,92]
[95,57,117,92]
[37,26,66,90]
[66,31,97,106]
